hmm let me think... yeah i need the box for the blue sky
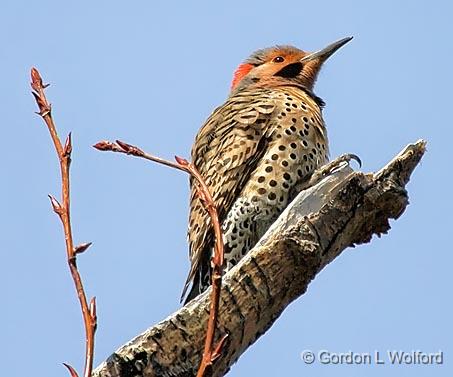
[1,1,451,376]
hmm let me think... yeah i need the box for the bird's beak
[300,36,353,64]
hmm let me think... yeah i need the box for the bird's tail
[180,251,211,304]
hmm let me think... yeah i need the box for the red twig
[93,140,227,376]
[31,68,97,377]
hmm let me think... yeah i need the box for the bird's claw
[290,153,362,200]
[317,153,362,178]
[336,153,362,168]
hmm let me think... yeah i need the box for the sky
[1,1,452,376]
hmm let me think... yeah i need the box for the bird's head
[230,37,353,94]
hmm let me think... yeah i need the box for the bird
[181,37,353,304]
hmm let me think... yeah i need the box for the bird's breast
[243,87,328,208]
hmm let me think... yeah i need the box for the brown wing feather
[181,89,277,300]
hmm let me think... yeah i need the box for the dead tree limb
[93,140,425,377]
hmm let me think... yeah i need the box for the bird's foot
[289,153,362,202]
[319,153,361,176]
[307,153,361,186]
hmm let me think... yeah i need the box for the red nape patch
[231,63,253,90]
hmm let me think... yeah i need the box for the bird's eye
[273,56,285,63]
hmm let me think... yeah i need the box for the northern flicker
[182,37,353,303]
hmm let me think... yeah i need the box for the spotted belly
[221,88,328,271]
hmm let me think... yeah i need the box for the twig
[31,68,97,377]
[93,140,227,375]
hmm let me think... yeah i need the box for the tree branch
[31,68,97,377]
[92,140,425,377]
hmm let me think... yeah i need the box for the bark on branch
[93,140,426,377]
